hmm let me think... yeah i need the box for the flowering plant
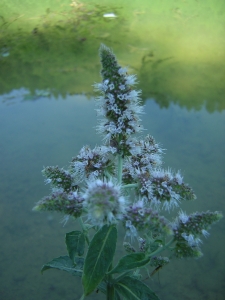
[34,45,222,300]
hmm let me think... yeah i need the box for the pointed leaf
[41,255,83,277]
[65,230,85,260]
[115,276,160,300]
[108,252,150,275]
[82,224,117,296]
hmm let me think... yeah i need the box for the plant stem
[106,262,114,299]
[107,276,115,300]
[149,238,174,257]
[121,183,138,189]
[117,154,123,185]
[78,217,90,246]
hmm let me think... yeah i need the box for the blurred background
[0,0,224,299]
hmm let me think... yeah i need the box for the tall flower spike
[95,44,144,155]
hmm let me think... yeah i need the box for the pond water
[0,0,224,300]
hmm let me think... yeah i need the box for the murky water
[0,0,224,299]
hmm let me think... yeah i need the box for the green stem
[107,282,114,300]
[106,273,115,300]
[78,217,90,246]
[121,183,138,189]
[106,262,114,299]
[149,238,174,257]
[117,154,123,184]
[114,270,131,283]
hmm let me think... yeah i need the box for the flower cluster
[172,210,222,258]
[83,179,125,226]
[122,135,163,184]
[123,200,172,238]
[43,166,76,192]
[150,256,170,268]
[150,169,196,209]
[124,165,195,212]
[94,44,143,154]
[71,145,116,182]
[34,44,222,269]
[33,190,84,218]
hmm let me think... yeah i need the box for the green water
[1,0,225,110]
[0,0,224,299]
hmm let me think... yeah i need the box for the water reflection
[1,0,225,111]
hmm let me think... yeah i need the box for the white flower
[119,84,125,90]
[178,210,189,224]
[126,90,140,101]
[175,171,183,185]
[107,93,115,104]
[125,75,137,86]
[162,197,180,211]
[45,178,52,184]
[109,83,114,90]
[125,220,138,241]
[94,80,109,92]
[118,67,127,75]
[181,233,202,247]
[83,179,126,227]
[103,79,109,86]
[202,229,210,238]
[60,215,70,227]
[52,187,64,193]
[67,191,78,200]
[118,94,125,100]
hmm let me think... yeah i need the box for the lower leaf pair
[41,224,160,299]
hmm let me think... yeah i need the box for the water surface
[0,0,224,299]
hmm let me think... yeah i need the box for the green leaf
[108,252,150,275]
[97,281,107,294]
[41,255,83,277]
[114,289,122,300]
[65,230,85,260]
[73,256,85,277]
[82,224,117,296]
[115,276,160,300]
